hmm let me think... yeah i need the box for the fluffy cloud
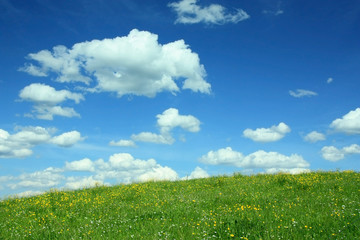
[20,29,211,97]
[330,108,360,134]
[80,153,179,184]
[157,108,201,133]
[136,166,179,182]
[304,131,326,143]
[65,158,95,172]
[168,0,249,25]
[265,168,310,174]
[289,89,318,98]
[3,152,180,197]
[109,139,136,147]
[8,167,64,190]
[50,131,84,147]
[64,176,104,190]
[327,77,333,83]
[0,126,83,158]
[243,122,291,142]
[184,166,210,180]
[131,108,201,144]
[199,147,310,173]
[19,83,84,120]
[321,144,360,162]
[131,132,173,144]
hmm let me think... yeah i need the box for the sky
[0,0,359,199]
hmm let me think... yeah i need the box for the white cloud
[168,0,249,25]
[0,126,83,158]
[109,139,136,147]
[10,126,52,145]
[342,144,360,154]
[330,108,360,134]
[4,152,179,197]
[65,158,95,172]
[50,131,84,147]
[265,168,310,174]
[322,144,360,161]
[321,146,345,162]
[18,64,47,77]
[64,176,104,190]
[14,190,45,198]
[243,122,290,142]
[88,153,179,184]
[19,83,83,104]
[9,167,64,189]
[322,144,360,162]
[327,77,333,83]
[136,166,179,182]
[131,108,201,144]
[19,83,84,120]
[20,29,211,97]
[289,89,318,98]
[131,132,174,144]
[157,108,201,133]
[304,131,326,143]
[199,147,310,172]
[32,105,80,120]
[183,166,210,180]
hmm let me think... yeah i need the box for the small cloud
[321,144,360,162]
[131,132,174,144]
[327,77,333,84]
[131,108,201,145]
[109,139,136,147]
[65,158,95,172]
[289,89,318,98]
[50,131,84,147]
[262,9,284,16]
[303,131,326,143]
[19,83,84,120]
[183,166,210,180]
[168,0,249,25]
[330,108,360,134]
[243,122,291,142]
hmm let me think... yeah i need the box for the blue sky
[1,0,359,198]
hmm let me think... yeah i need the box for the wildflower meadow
[0,171,359,239]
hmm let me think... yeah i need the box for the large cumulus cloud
[20,29,211,98]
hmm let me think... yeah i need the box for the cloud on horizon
[199,147,310,173]
[168,0,249,25]
[2,152,210,198]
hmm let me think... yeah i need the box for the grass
[0,171,359,239]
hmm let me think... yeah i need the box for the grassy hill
[0,171,359,239]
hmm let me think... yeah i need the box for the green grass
[0,171,359,239]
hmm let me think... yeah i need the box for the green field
[0,171,359,239]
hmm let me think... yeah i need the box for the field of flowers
[0,171,359,239]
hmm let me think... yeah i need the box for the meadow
[0,171,359,239]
